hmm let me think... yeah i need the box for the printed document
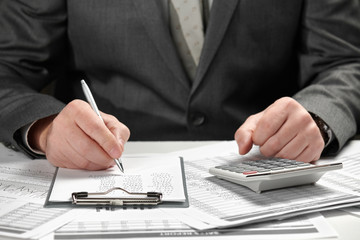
[55,209,336,240]
[0,142,342,239]
[0,144,81,240]
[48,155,186,203]
[164,141,360,230]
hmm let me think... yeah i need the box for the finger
[102,113,130,152]
[66,143,112,170]
[46,126,112,170]
[65,123,114,168]
[293,136,324,163]
[45,103,115,170]
[259,110,307,157]
[235,113,262,155]
[259,124,296,157]
[73,103,122,160]
[293,144,321,163]
[252,102,288,146]
[273,133,308,160]
[276,123,324,162]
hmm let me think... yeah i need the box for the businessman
[1,0,360,170]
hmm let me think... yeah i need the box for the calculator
[209,159,342,193]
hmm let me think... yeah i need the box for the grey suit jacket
[1,0,360,155]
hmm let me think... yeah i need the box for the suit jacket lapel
[132,0,190,89]
[192,0,239,94]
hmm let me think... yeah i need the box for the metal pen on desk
[80,79,125,173]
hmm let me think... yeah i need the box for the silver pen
[80,80,124,173]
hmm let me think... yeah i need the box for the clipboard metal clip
[72,187,163,206]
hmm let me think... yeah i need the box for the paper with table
[0,144,83,240]
[0,141,354,239]
[46,155,188,207]
[163,141,360,230]
[54,210,337,240]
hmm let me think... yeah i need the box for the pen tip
[114,159,125,173]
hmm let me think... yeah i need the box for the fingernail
[109,147,121,159]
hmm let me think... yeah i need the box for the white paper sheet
[48,155,186,202]
[0,144,81,239]
[341,206,360,217]
[163,141,360,230]
[54,208,336,240]
[0,197,82,240]
[0,142,348,239]
[0,145,56,203]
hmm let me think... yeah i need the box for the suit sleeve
[0,1,67,151]
[293,0,360,153]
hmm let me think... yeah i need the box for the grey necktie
[169,0,205,80]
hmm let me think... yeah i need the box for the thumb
[234,112,263,155]
[101,112,130,153]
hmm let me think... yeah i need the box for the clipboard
[44,157,189,208]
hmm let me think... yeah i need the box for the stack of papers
[163,141,360,230]
[1,141,360,239]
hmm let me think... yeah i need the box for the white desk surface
[124,141,360,240]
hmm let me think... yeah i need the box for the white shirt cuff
[21,121,46,156]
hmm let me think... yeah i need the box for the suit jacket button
[190,112,206,126]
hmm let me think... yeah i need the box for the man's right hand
[28,100,130,170]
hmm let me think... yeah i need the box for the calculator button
[233,168,246,173]
[270,167,285,170]
[296,163,311,166]
[243,171,258,175]
[284,165,298,168]
[219,166,232,170]
[242,161,255,165]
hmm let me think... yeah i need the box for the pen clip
[72,187,163,206]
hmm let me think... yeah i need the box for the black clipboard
[44,157,189,208]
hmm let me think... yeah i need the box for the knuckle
[246,114,257,122]
[67,99,84,112]
[305,125,323,143]
[88,121,104,136]
[68,100,93,119]
[276,97,293,108]
[309,123,320,135]
[259,146,273,157]
[267,137,281,152]
[315,138,325,150]
[104,113,117,123]
[299,112,312,124]
[99,135,116,151]
[260,119,273,130]
[108,115,118,122]
[122,125,131,140]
